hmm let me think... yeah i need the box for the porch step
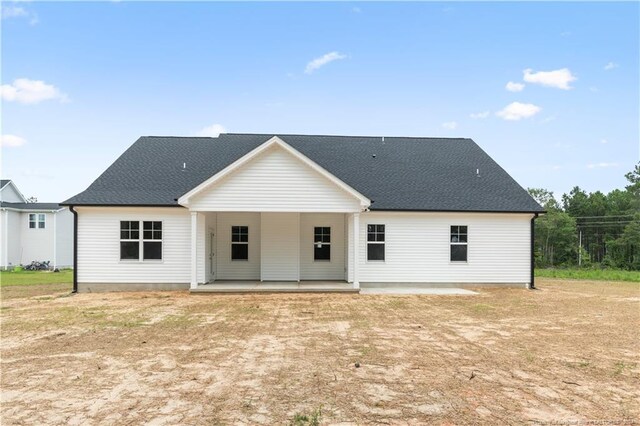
[190,281,359,294]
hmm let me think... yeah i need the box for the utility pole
[578,228,582,267]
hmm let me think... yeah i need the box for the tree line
[528,163,640,270]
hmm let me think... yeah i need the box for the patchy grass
[0,279,638,424]
[535,267,640,282]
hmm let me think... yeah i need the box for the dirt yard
[1,279,638,425]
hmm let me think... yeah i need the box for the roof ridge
[223,132,471,140]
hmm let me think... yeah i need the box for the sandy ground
[1,279,638,425]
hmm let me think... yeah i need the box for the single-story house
[61,134,544,293]
[1,180,74,269]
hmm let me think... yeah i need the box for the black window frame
[142,221,163,261]
[367,224,385,261]
[231,226,249,261]
[120,220,140,261]
[313,227,331,261]
[450,225,468,262]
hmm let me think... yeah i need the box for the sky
[1,1,639,203]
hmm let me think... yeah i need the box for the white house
[62,134,543,293]
[0,180,74,269]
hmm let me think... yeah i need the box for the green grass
[0,270,73,287]
[535,268,640,282]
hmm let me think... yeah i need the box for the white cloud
[560,31,571,37]
[604,62,619,71]
[196,123,226,137]
[0,78,68,104]
[0,134,27,148]
[469,111,490,119]
[352,7,361,13]
[305,51,347,74]
[600,139,609,144]
[441,121,458,130]
[523,68,576,90]
[552,165,562,170]
[505,81,525,92]
[1,4,38,25]
[540,115,557,124]
[587,162,618,169]
[496,102,541,121]
[589,86,599,93]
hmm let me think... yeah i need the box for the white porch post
[353,212,360,289]
[190,211,198,289]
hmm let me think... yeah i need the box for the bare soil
[1,279,638,425]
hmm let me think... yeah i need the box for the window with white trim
[231,226,249,261]
[143,221,163,260]
[29,213,45,229]
[314,227,331,261]
[450,225,468,262]
[119,221,162,261]
[367,224,385,261]
[120,221,140,260]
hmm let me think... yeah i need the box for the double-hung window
[120,221,163,261]
[231,226,249,261]
[367,224,385,261]
[314,227,331,261]
[29,213,45,229]
[120,221,140,260]
[143,221,163,260]
[450,225,468,262]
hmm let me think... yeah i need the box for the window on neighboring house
[143,221,162,260]
[314,227,331,261]
[120,221,140,260]
[231,226,249,260]
[367,224,385,261]
[450,225,468,262]
[29,213,45,229]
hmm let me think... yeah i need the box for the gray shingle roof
[1,202,62,211]
[62,133,543,213]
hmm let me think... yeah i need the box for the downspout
[69,206,78,293]
[530,213,539,290]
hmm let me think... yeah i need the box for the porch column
[353,212,360,289]
[190,211,198,289]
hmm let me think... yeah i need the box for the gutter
[69,206,78,293]
[530,213,539,290]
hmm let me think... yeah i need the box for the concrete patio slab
[359,287,479,295]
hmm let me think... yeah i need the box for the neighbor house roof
[0,201,62,211]
[62,134,544,213]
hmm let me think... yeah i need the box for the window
[120,221,140,260]
[120,221,162,261]
[143,221,162,260]
[314,227,331,261]
[450,225,468,262]
[28,214,45,229]
[367,224,385,261]
[231,226,249,260]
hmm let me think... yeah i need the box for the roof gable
[62,133,544,213]
[181,136,369,212]
[0,180,27,203]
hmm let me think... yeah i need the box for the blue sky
[2,1,638,203]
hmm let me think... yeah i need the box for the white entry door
[260,212,300,281]
[209,230,216,282]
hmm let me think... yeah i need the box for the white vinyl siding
[21,212,55,265]
[300,213,346,280]
[188,144,362,213]
[76,207,191,284]
[215,212,261,280]
[356,212,532,284]
[0,183,25,203]
[261,212,299,281]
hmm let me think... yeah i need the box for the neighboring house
[0,180,74,269]
[62,134,544,293]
